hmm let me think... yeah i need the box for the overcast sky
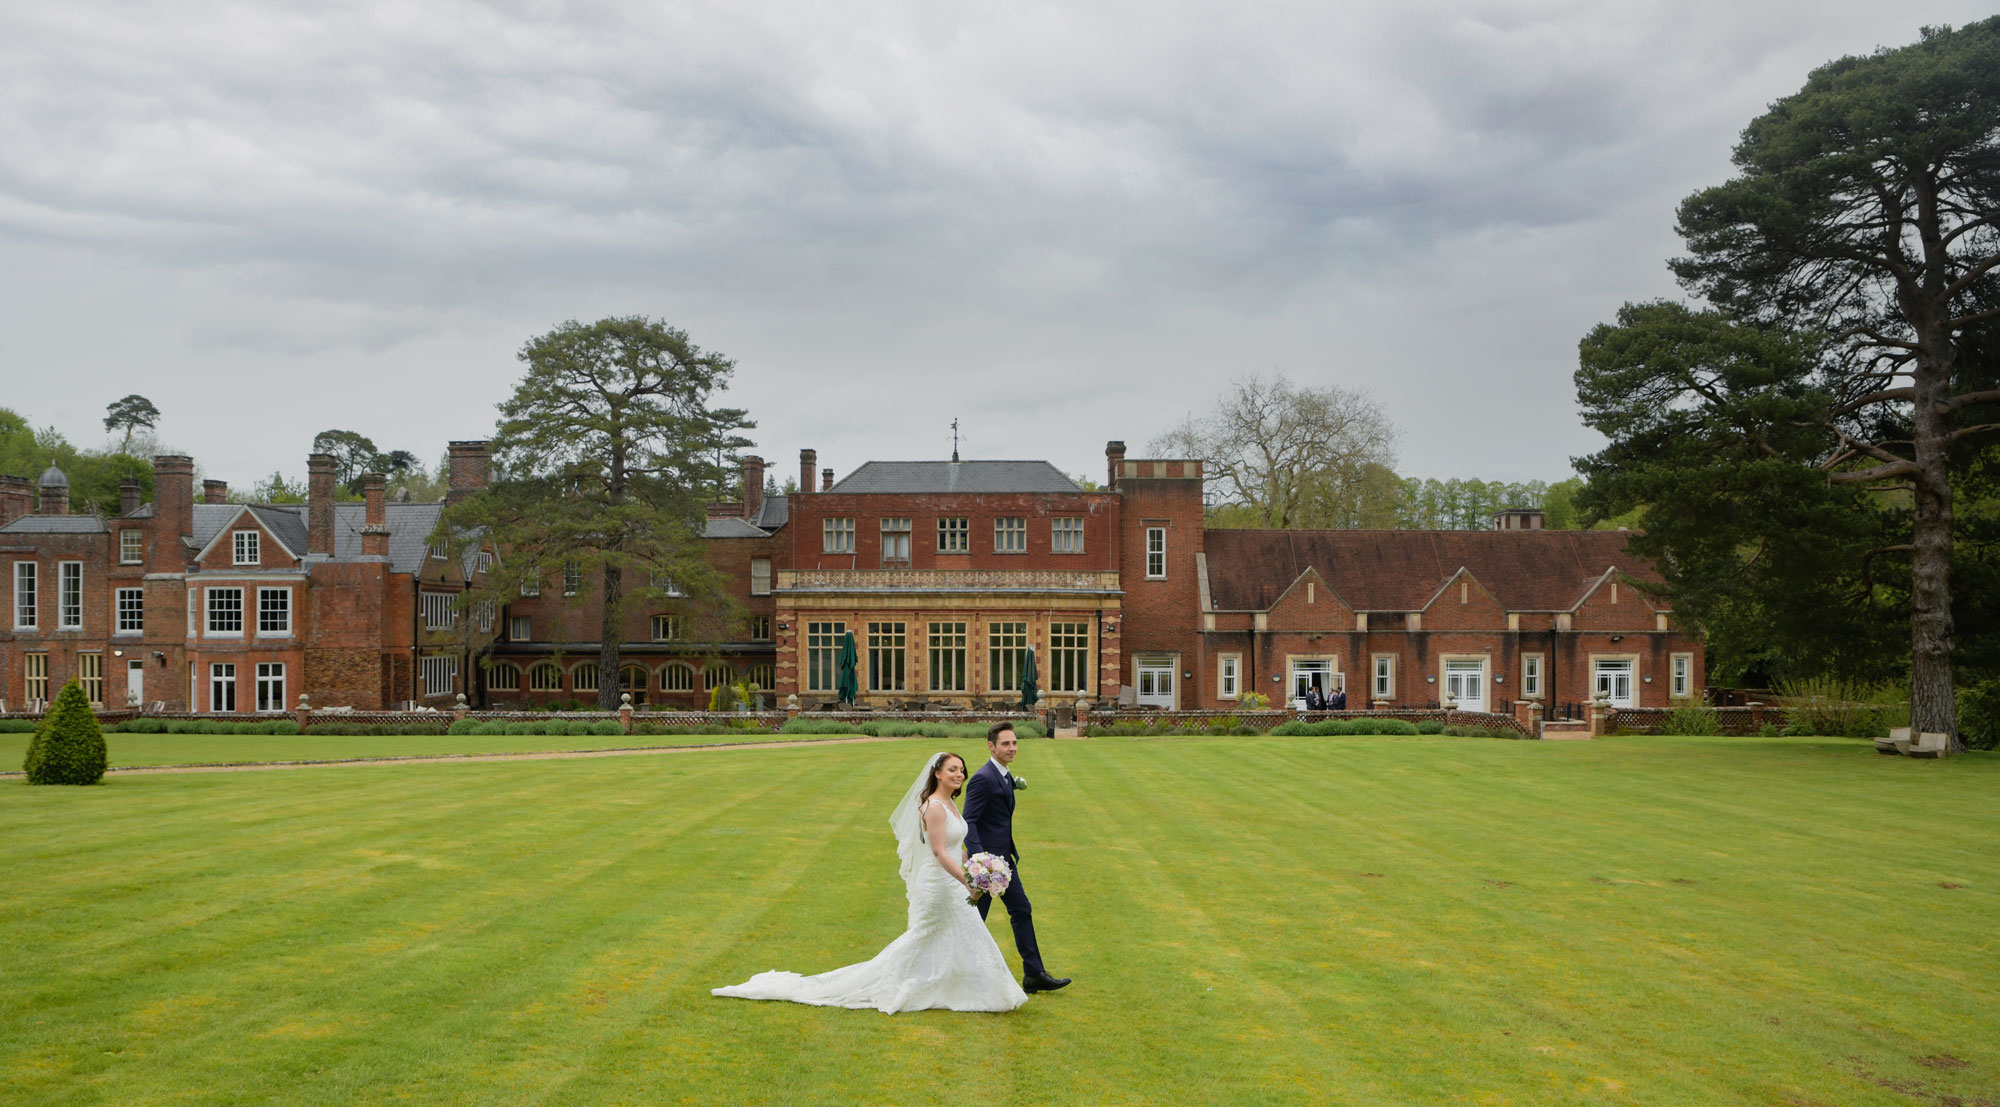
[1,2,1990,492]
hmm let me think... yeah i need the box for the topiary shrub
[1415,720,1445,735]
[448,719,481,735]
[24,680,108,785]
[589,721,624,736]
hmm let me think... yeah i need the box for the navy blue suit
[961,760,1046,977]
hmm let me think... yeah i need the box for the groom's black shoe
[1023,971,1071,993]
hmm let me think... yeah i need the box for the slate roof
[1202,529,1662,612]
[827,461,1082,495]
[0,514,106,534]
[183,501,454,574]
[703,516,771,539]
[753,494,789,530]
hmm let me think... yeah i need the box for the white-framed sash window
[258,588,292,635]
[206,587,244,635]
[256,663,286,712]
[58,561,83,629]
[1372,653,1395,700]
[1521,654,1543,699]
[1217,653,1240,700]
[12,561,34,629]
[120,530,144,564]
[1145,528,1166,578]
[116,588,144,634]
[1671,653,1693,698]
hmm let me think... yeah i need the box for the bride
[713,752,1030,1014]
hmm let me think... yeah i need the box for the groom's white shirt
[986,757,1010,785]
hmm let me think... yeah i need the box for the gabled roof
[0,514,106,534]
[827,461,1083,495]
[191,504,303,563]
[1203,529,1660,612]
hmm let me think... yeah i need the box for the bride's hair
[919,752,966,804]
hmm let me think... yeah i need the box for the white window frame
[1217,653,1240,700]
[115,587,144,635]
[508,615,531,641]
[58,561,82,629]
[1592,656,1637,708]
[1671,653,1694,699]
[806,621,846,692]
[823,518,855,554]
[1521,653,1543,699]
[1372,653,1395,700]
[927,621,966,693]
[210,662,237,712]
[1145,527,1167,579]
[867,621,907,692]
[750,615,771,641]
[652,615,683,641]
[421,592,457,631]
[1052,517,1084,554]
[12,561,34,630]
[255,662,287,713]
[1441,657,1487,712]
[488,663,521,692]
[258,587,292,636]
[232,530,260,566]
[206,587,244,636]
[520,573,541,598]
[477,551,494,572]
[120,530,144,564]
[994,517,1027,554]
[475,599,494,633]
[572,662,600,693]
[653,573,684,597]
[660,663,695,692]
[562,563,581,596]
[421,654,458,698]
[528,663,563,693]
[750,559,772,596]
[987,621,1029,692]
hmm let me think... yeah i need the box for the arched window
[529,663,562,692]
[487,663,521,692]
[706,662,735,691]
[620,665,648,706]
[745,663,775,691]
[573,663,600,692]
[660,664,695,692]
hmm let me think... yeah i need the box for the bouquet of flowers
[965,852,1013,903]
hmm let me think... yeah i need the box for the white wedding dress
[714,783,1029,1014]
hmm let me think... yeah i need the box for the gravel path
[0,735,916,777]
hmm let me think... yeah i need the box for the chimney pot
[1106,440,1127,489]
[120,478,143,516]
[822,468,834,492]
[202,479,228,505]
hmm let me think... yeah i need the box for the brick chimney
[360,473,389,558]
[0,475,31,526]
[822,468,834,492]
[307,452,337,557]
[119,478,143,516]
[741,455,765,519]
[202,479,228,504]
[151,455,196,566]
[799,449,816,496]
[446,441,491,506]
[1106,440,1127,490]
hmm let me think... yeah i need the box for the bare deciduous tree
[1151,374,1399,529]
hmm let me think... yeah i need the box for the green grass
[0,730,827,768]
[2,735,1996,1105]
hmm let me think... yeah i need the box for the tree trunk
[1907,356,1960,752]
[599,563,622,711]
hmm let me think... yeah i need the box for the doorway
[1443,659,1487,712]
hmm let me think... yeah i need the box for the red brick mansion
[0,441,1701,716]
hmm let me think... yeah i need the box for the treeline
[0,407,155,515]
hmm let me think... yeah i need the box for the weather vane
[951,418,961,463]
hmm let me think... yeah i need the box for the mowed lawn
[0,729,824,768]
[2,736,1996,1106]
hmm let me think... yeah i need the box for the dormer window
[233,531,260,566]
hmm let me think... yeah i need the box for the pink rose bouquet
[965,852,1012,903]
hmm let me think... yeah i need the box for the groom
[962,722,1072,994]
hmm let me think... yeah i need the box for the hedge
[449,720,626,737]
[0,719,38,733]
[1268,719,1421,737]
[109,719,302,735]
[778,719,1048,739]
